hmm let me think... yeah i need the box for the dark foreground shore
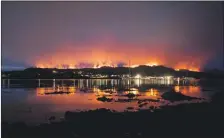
[2,92,224,138]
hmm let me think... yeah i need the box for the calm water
[1,79,223,124]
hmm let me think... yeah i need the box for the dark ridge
[2,66,224,79]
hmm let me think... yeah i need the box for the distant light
[165,76,173,79]
[135,74,141,79]
[52,70,57,73]
[177,77,180,85]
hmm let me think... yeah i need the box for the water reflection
[32,78,203,102]
[2,78,214,124]
[145,88,159,98]
[174,86,202,98]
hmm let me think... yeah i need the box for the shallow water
[1,79,223,124]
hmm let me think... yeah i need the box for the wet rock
[137,100,143,104]
[115,99,138,103]
[138,102,148,108]
[126,107,134,110]
[125,93,136,98]
[161,90,200,102]
[97,96,113,102]
[45,91,72,95]
[149,106,155,110]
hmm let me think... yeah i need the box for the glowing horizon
[33,40,203,72]
[35,60,200,72]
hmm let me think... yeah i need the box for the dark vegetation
[2,66,224,79]
[2,92,224,137]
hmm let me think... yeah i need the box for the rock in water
[161,90,199,102]
[97,96,113,102]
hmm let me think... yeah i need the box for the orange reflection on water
[68,87,76,93]
[145,88,160,98]
[175,86,180,92]
[37,88,45,96]
[36,86,76,96]
[174,86,201,97]
[32,87,139,112]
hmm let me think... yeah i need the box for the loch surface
[2,79,223,124]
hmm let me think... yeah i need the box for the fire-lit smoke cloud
[2,2,223,71]
[33,37,209,71]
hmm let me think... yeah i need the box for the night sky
[2,2,223,71]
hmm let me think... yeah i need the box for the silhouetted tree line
[2,65,224,79]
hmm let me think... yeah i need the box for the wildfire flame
[174,62,200,72]
[35,61,200,72]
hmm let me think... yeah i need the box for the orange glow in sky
[33,41,208,72]
[35,57,201,72]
